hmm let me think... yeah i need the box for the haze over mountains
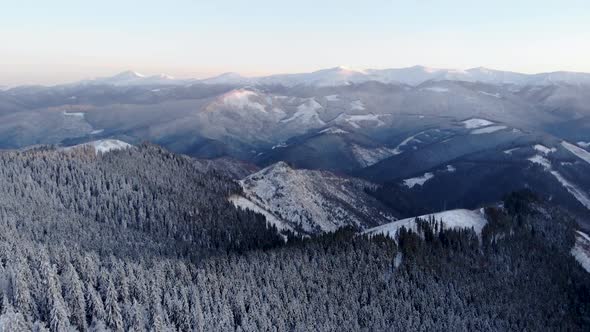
[21,65,590,88]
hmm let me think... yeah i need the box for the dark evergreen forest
[0,145,588,331]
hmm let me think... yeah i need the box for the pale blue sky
[1,0,589,85]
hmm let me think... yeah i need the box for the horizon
[5,64,590,88]
[3,0,590,86]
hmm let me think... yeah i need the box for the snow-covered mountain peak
[257,161,293,175]
[113,70,146,79]
[80,70,182,86]
[154,73,175,80]
[215,88,267,112]
[200,72,253,85]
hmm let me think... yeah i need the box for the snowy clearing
[271,142,287,150]
[64,139,132,155]
[550,171,590,210]
[527,153,590,210]
[478,91,501,98]
[572,231,590,273]
[528,155,551,170]
[91,140,132,154]
[325,94,339,101]
[562,141,590,165]
[534,144,556,155]
[91,129,104,135]
[403,172,434,188]
[350,100,365,111]
[462,118,495,129]
[577,141,590,149]
[364,208,488,240]
[228,195,294,234]
[392,131,424,155]
[470,125,507,134]
[446,165,456,172]
[63,111,85,118]
[351,144,397,167]
[237,162,396,234]
[337,114,386,128]
[504,147,519,154]
[320,127,349,135]
[422,87,449,93]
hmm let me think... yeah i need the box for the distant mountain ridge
[17,66,590,89]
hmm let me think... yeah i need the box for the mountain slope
[195,66,590,87]
[230,162,397,234]
[368,140,590,229]
[364,208,489,240]
[49,66,590,88]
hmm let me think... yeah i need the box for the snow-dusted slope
[462,118,495,129]
[230,162,396,234]
[64,139,132,155]
[562,141,590,165]
[363,208,488,240]
[351,144,397,167]
[48,66,590,88]
[572,231,590,273]
[526,144,590,210]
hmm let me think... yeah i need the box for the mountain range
[2,65,590,234]
[12,65,590,89]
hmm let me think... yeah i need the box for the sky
[1,0,589,86]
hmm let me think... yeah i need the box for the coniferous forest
[0,145,589,331]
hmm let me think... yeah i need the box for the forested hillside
[0,146,588,331]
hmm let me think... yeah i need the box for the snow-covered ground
[462,118,495,129]
[392,131,424,155]
[478,91,501,98]
[324,94,339,101]
[363,208,488,240]
[572,231,590,273]
[64,139,132,155]
[533,144,556,155]
[562,141,590,165]
[351,144,397,167]
[446,165,456,172]
[422,87,449,93]
[222,89,266,113]
[350,100,366,111]
[228,195,294,234]
[281,99,325,126]
[470,125,507,134]
[271,142,288,149]
[578,141,590,149]
[503,147,520,154]
[234,162,396,234]
[335,114,387,128]
[403,172,434,188]
[320,127,349,135]
[63,111,85,118]
[550,171,590,210]
[527,153,590,210]
[528,155,552,169]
